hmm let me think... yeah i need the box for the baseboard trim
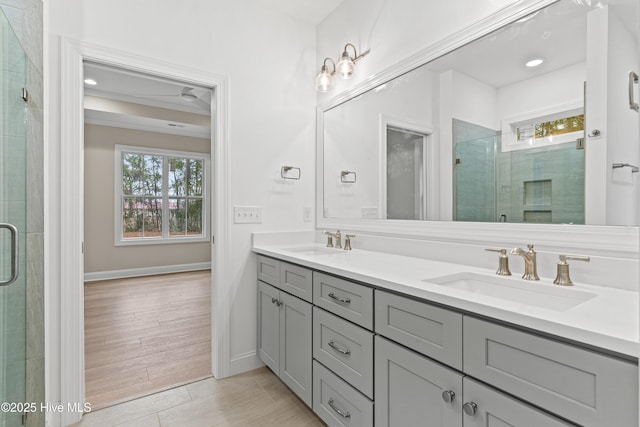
[229,351,263,376]
[84,262,211,282]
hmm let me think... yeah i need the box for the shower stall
[1,8,28,427]
[453,119,585,224]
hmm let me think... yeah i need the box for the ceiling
[259,0,346,25]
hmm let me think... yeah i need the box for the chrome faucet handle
[344,234,356,251]
[323,230,334,247]
[553,254,590,286]
[485,248,511,276]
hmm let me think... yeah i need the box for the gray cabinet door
[375,335,463,427]
[280,291,313,406]
[464,316,639,427]
[257,281,280,375]
[462,378,571,427]
[375,290,463,370]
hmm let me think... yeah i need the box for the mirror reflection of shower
[453,119,585,224]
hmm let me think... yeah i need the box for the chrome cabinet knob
[463,401,478,416]
[441,390,455,403]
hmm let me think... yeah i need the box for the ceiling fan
[133,86,211,111]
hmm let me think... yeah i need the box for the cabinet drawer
[463,377,571,427]
[257,255,279,287]
[280,262,312,303]
[375,290,463,370]
[313,272,373,329]
[313,360,373,427]
[313,307,374,399]
[464,316,638,427]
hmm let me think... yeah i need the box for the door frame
[379,115,436,220]
[57,38,230,425]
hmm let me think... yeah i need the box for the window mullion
[162,155,169,239]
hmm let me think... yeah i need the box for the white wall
[47,0,317,418]
[316,0,522,104]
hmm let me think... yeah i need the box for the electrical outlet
[234,206,262,224]
[303,207,313,222]
[361,207,378,219]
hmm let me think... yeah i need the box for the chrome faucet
[323,230,342,249]
[511,244,540,281]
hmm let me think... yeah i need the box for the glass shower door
[0,8,27,427]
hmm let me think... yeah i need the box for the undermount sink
[425,272,596,311]
[284,246,342,256]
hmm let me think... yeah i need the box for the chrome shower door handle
[0,223,19,286]
[629,71,639,112]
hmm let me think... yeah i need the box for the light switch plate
[234,206,262,224]
[303,206,312,222]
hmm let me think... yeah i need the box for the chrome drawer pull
[328,340,351,356]
[328,292,351,304]
[328,398,351,419]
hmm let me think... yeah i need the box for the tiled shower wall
[454,119,585,224]
[0,1,44,426]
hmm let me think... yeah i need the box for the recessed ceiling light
[525,58,544,68]
[84,78,97,85]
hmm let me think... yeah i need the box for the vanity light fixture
[315,43,370,91]
[315,58,336,92]
[336,43,369,79]
[525,58,544,67]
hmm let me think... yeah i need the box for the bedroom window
[114,145,210,245]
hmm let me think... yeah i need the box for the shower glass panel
[0,9,27,427]
[453,119,498,222]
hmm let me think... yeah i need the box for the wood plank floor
[84,270,212,409]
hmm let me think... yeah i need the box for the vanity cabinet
[257,261,312,406]
[256,254,638,426]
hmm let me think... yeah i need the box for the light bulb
[336,51,354,79]
[315,66,334,92]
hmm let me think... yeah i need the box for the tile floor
[70,367,326,427]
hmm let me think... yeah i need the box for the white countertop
[253,242,639,359]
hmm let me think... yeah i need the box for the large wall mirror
[319,0,640,227]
